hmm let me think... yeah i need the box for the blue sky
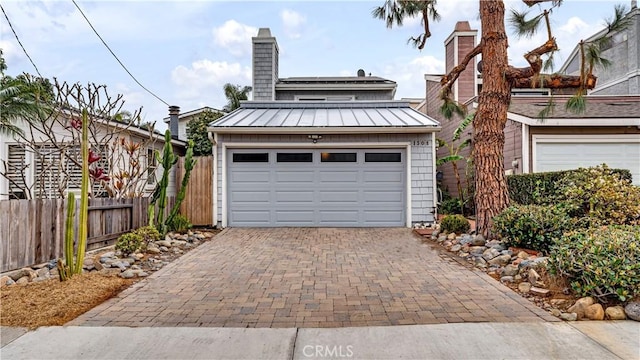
[0,0,629,129]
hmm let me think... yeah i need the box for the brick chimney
[168,105,180,140]
[252,28,279,101]
[444,21,478,103]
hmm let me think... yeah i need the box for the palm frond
[436,154,464,167]
[606,4,631,34]
[565,94,587,114]
[536,99,556,122]
[458,138,471,150]
[435,138,446,148]
[585,43,612,70]
[508,9,544,39]
[440,98,466,119]
[452,112,474,141]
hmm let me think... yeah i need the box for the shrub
[492,204,573,253]
[440,214,470,234]
[507,167,632,205]
[548,225,640,302]
[556,165,640,225]
[439,198,463,215]
[134,225,161,245]
[167,214,192,233]
[115,232,145,255]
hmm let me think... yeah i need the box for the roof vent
[357,69,366,77]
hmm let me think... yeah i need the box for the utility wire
[71,0,170,106]
[0,3,43,77]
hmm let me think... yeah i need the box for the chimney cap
[357,69,366,77]
[168,105,180,115]
[454,21,472,31]
[257,28,272,37]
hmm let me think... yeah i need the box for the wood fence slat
[9,201,21,271]
[0,201,11,272]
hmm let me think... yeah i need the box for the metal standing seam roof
[209,101,440,132]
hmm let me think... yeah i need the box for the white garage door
[534,137,640,185]
[227,148,406,227]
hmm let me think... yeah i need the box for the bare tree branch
[440,42,483,99]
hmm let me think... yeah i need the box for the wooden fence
[0,196,175,273]
[177,156,213,226]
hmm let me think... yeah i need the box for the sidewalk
[2,321,638,359]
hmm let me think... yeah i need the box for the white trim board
[219,141,413,228]
[508,112,640,127]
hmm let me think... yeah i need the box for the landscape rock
[530,287,550,297]
[517,251,529,260]
[469,246,486,256]
[459,234,473,245]
[528,269,541,284]
[502,264,518,277]
[584,304,605,320]
[550,308,562,317]
[624,302,640,321]
[437,235,447,243]
[119,270,135,279]
[16,276,29,284]
[560,312,578,321]
[8,268,38,281]
[488,254,511,267]
[156,240,172,248]
[447,233,456,240]
[147,246,161,254]
[1,275,14,287]
[567,297,595,320]
[518,282,532,293]
[472,234,486,246]
[550,299,569,307]
[451,244,462,252]
[500,276,514,283]
[482,248,500,261]
[474,257,487,268]
[605,306,627,320]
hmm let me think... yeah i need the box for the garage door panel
[319,171,359,182]
[276,191,314,202]
[228,148,406,227]
[231,171,270,183]
[318,191,359,203]
[231,191,270,203]
[276,171,315,182]
[275,211,315,224]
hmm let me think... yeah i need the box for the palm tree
[222,83,252,112]
[0,51,53,136]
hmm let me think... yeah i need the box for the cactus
[166,140,196,227]
[58,109,91,280]
[149,130,177,234]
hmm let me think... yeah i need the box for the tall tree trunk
[473,0,510,237]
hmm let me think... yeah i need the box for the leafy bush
[493,204,573,253]
[134,225,161,245]
[556,165,640,225]
[439,198,463,215]
[440,214,470,234]
[548,226,640,302]
[167,214,192,233]
[507,166,632,205]
[115,232,145,255]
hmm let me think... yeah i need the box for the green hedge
[507,167,632,205]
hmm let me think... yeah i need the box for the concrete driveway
[69,228,556,328]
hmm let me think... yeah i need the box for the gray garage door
[228,148,406,227]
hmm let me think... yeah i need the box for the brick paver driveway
[70,228,556,328]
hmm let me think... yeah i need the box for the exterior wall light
[307,134,323,143]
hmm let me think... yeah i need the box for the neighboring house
[208,28,441,228]
[0,110,186,200]
[560,3,640,95]
[425,11,640,197]
[162,106,224,141]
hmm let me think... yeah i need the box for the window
[295,95,355,101]
[277,153,312,162]
[365,153,401,162]
[147,148,157,185]
[233,153,269,162]
[35,144,81,199]
[6,144,27,199]
[321,152,356,162]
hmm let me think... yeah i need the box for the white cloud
[212,20,258,57]
[170,59,251,110]
[280,9,306,39]
[0,40,22,67]
[377,55,446,98]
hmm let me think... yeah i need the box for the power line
[71,0,170,107]
[0,3,43,77]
